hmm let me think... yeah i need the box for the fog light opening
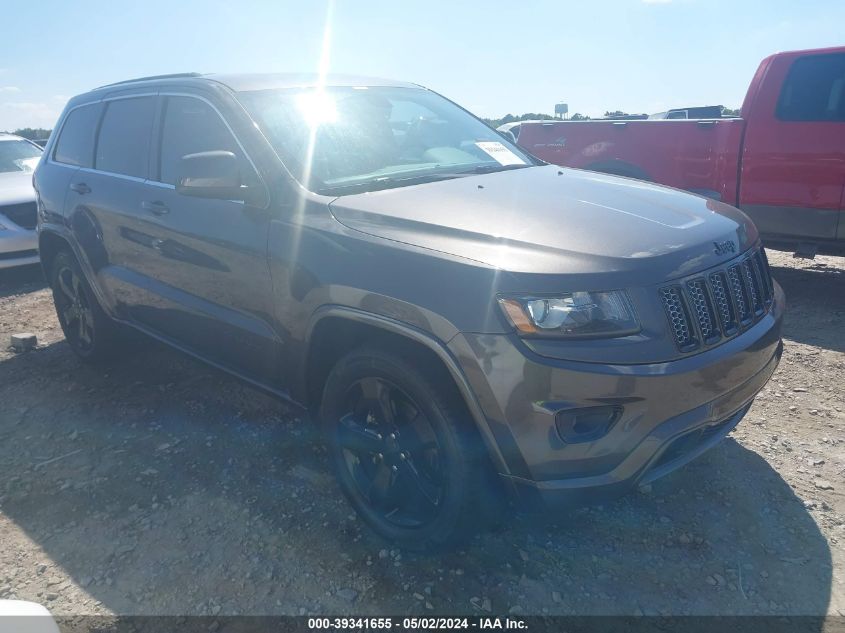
[555,406,623,443]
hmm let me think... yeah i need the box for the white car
[0,600,60,633]
[0,133,42,269]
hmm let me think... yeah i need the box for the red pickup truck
[508,46,845,256]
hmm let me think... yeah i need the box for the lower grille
[653,417,733,470]
[660,246,774,353]
[1,201,37,230]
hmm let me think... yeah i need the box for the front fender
[302,305,513,481]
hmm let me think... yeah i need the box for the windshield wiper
[454,163,534,175]
[318,163,535,196]
[318,172,463,196]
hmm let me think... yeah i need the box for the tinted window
[96,97,155,177]
[54,104,101,167]
[159,96,245,186]
[777,53,845,122]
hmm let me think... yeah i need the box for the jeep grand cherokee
[33,73,784,549]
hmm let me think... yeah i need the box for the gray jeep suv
[33,73,784,549]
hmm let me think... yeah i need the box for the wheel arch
[38,228,73,280]
[302,306,513,480]
[38,225,115,319]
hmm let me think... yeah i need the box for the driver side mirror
[176,151,252,202]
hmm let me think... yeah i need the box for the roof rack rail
[96,72,203,89]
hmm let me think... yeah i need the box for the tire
[50,249,122,362]
[320,346,493,551]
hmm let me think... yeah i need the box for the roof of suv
[95,72,419,93]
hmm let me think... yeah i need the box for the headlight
[498,290,639,338]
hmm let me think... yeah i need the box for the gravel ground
[0,249,842,618]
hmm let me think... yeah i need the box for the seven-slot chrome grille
[660,246,774,352]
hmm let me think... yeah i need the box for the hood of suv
[328,165,758,282]
[0,171,37,206]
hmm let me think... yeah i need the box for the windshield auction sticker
[475,141,527,166]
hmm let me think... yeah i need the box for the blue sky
[2,0,843,131]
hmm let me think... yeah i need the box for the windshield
[239,85,536,195]
[0,139,42,173]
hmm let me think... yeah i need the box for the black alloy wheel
[50,250,121,362]
[321,347,494,550]
[53,262,96,353]
[337,376,445,528]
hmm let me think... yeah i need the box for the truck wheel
[320,347,489,550]
[50,250,122,363]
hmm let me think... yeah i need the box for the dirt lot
[0,249,843,618]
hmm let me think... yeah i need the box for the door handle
[141,200,170,216]
[70,182,91,194]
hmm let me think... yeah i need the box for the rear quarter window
[95,97,156,178]
[777,53,845,122]
[53,103,102,167]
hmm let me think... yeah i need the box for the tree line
[5,128,52,140]
[484,106,740,128]
[481,112,592,128]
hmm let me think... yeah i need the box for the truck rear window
[777,53,845,122]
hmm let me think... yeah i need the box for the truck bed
[514,118,746,206]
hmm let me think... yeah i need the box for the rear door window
[95,97,155,178]
[53,103,102,167]
[777,53,845,122]
[158,96,253,186]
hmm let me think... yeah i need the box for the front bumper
[0,225,38,270]
[449,281,784,508]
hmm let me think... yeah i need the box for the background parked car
[0,133,41,269]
